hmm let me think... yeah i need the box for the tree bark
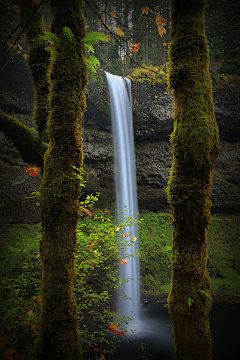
[167,1,219,359]
[34,0,88,359]
[0,110,45,166]
[19,0,50,143]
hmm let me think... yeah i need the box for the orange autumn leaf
[156,12,167,26]
[109,322,126,336]
[114,27,124,36]
[163,42,167,46]
[106,35,111,41]
[38,297,42,304]
[89,241,97,249]
[141,6,150,14]
[157,25,166,37]
[156,12,167,38]
[121,259,128,265]
[111,12,116,18]
[109,322,118,333]
[132,42,141,53]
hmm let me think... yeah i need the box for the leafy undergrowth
[0,211,141,360]
[0,212,239,359]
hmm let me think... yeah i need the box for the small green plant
[188,298,194,308]
[199,289,212,299]
[82,31,109,73]
[62,26,75,42]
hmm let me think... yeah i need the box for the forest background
[0,0,240,359]
[1,0,240,80]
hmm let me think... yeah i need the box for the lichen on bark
[167,0,219,359]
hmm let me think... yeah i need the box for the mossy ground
[138,212,240,298]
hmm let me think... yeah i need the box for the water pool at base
[113,302,240,360]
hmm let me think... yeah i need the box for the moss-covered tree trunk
[0,0,49,165]
[34,0,88,359]
[167,1,219,359]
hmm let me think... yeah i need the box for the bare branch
[0,0,49,73]
[84,0,161,75]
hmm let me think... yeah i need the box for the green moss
[166,0,219,358]
[0,110,46,166]
[19,0,50,142]
[34,1,87,359]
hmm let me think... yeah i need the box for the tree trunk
[167,1,219,359]
[35,0,87,359]
[19,0,50,143]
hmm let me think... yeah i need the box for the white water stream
[105,72,140,324]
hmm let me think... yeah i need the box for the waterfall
[105,72,140,324]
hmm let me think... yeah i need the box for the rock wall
[0,65,239,222]
[83,75,240,214]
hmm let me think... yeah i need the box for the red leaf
[26,165,40,176]
[89,241,97,249]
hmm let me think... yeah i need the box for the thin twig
[0,0,49,73]
[85,0,158,31]
[84,0,161,75]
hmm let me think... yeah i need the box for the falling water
[105,72,140,324]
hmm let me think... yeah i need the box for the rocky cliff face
[0,66,239,222]
[83,75,240,214]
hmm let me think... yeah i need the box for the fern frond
[83,31,108,45]
[88,55,100,67]
[62,26,75,42]
[38,32,60,45]
[87,55,100,73]
[86,43,94,53]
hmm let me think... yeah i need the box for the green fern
[83,32,108,54]
[62,26,75,42]
[83,31,108,45]
[87,55,100,73]
[38,32,60,55]
[188,298,194,308]
[85,43,94,53]
[199,289,212,299]
[38,32,60,45]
